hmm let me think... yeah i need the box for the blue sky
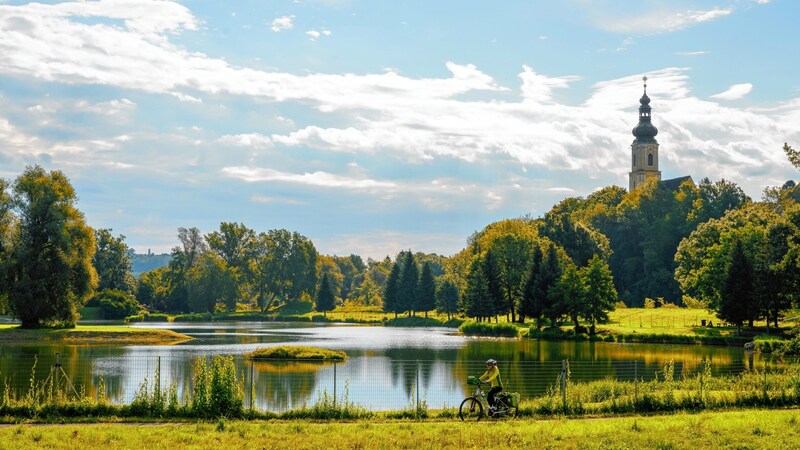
[1,0,798,260]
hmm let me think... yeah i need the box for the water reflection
[0,322,780,411]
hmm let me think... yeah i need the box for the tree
[5,166,97,327]
[383,262,401,318]
[435,277,460,320]
[0,178,15,315]
[464,256,493,320]
[136,267,171,311]
[720,240,754,334]
[520,245,543,326]
[186,251,238,313]
[784,143,800,170]
[580,255,618,334]
[483,249,505,321]
[547,263,585,329]
[315,273,336,317]
[522,244,562,329]
[396,251,418,316]
[93,229,136,294]
[252,229,318,312]
[416,262,436,318]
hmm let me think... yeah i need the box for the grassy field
[0,325,192,345]
[0,409,797,449]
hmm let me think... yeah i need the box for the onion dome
[632,76,658,143]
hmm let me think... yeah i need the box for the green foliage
[247,345,347,360]
[435,278,460,319]
[315,273,336,315]
[416,262,436,317]
[93,229,136,294]
[4,166,98,328]
[124,312,169,323]
[191,356,244,418]
[784,143,800,170]
[384,316,445,327]
[580,255,618,334]
[383,261,400,317]
[458,321,519,337]
[86,289,141,320]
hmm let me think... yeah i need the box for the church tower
[629,76,661,191]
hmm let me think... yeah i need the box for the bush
[279,300,314,315]
[459,321,519,337]
[87,289,141,320]
[125,312,169,323]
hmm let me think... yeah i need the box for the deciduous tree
[5,166,98,327]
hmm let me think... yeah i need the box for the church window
[633,153,636,166]
[648,154,653,166]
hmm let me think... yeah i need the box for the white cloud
[597,7,733,34]
[222,166,398,190]
[306,29,331,41]
[675,51,710,56]
[218,133,273,149]
[710,83,753,101]
[271,15,293,32]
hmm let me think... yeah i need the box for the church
[628,76,692,191]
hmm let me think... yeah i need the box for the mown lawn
[1,408,797,449]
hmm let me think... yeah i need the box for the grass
[246,346,347,361]
[0,409,798,449]
[0,325,192,345]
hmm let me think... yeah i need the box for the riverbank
[0,325,193,345]
[0,408,797,449]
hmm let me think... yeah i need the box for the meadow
[1,408,798,449]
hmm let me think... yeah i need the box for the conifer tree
[397,251,418,316]
[720,239,754,334]
[417,262,436,318]
[383,262,400,318]
[520,245,543,325]
[315,272,336,317]
[464,256,493,320]
[435,278,460,320]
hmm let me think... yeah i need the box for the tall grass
[520,360,800,417]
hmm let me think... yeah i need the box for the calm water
[0,322,771,411]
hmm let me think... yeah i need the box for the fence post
[249,359,255,412]
[763,359,768,400]
[156,356,161,401]
[634,360,638,402]
[333,361,337,406]
[416,362,420,419]
[699,359,704,400]
[561,360,567,412]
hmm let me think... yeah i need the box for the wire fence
[1,353,795,413]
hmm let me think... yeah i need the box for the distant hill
[130,251,172,277]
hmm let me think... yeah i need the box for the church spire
[632,76,658,143]
[629,75,661,191]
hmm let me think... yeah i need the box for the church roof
[660,176,694,191]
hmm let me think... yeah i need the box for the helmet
[485,359,497,366]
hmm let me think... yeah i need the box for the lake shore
[0,325,193,345]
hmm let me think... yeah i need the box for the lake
[0,321,773,411]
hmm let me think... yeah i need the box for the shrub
[87,289,142,320]
[459,321,519,337]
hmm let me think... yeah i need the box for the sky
[1,0,799,261]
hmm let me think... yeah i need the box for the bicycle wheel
[459,397,483,421]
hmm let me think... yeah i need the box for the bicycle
[459,375,519,420]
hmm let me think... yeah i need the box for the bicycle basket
[467,376,479,385]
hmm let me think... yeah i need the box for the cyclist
[479,359,503,410]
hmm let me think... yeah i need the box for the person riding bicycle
[479,359,503,410]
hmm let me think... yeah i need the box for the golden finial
[643,75,648,94]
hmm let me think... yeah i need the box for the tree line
[1,144,799,331]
